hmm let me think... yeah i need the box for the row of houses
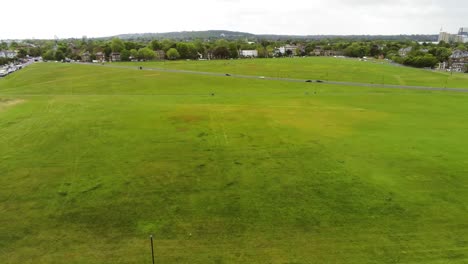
[241,45,345,58]
[81,50,167,62]
[449,50,468,72]
[0,50,18,59]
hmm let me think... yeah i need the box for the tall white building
[438,27,468,43]
[458,27,468,36]
[438,32,452,43]
[458,28,468,43]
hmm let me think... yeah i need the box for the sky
[1,0,467,39]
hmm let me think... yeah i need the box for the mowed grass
[0,63,467,264]
[116,57,468,88]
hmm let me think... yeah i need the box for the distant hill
[103,30,438,42]
[110,30,256,40]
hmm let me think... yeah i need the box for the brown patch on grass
[262,105,386,138]
[170,114,204,124]
[0,99,25,111]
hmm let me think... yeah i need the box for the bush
[403,54,438,68]
[166,48,180,60]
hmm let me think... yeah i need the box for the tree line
[2,37,467,70]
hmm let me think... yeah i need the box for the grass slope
[116,57,468,88]
[0,63,467,263]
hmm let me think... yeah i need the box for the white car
[0,69,7,77]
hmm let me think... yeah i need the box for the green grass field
[1,61,468,263]
[116,57,468,88]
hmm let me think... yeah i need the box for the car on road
[305,80,312,83]
[316,80,323,83]
[225,73,231,76]
[259,76,265,79]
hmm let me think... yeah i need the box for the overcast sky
[1,0,467,39]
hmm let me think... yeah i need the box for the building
[155,50,165,60]
[449,50,468,72]
[398,47,412,57]
[438,32,452,43]
[438,27,468,43]
[279,45,297,55]
[458,27,468,36]
[459,28,468,43]
[311,46,344,57]
[110,52,121,62]
[0,50,18,58]
[240,50,258,58]
[95,52,105,62]
[81,51,91,62]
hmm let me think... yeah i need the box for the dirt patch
[0,99,25,111]
[170,114,204,124]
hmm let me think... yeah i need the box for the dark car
[305,80,312,83]
[316,80,323,83]
[225,73,231,76]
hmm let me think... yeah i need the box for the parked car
[0,69,7,77]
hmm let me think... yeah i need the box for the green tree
[344,43,370,57]
[125,41,138,51]
[370,44,381,57]
[29,47,42,57]
[213,46,230,59]
[166,48,180,60]
[0,41,8,50]
[176,43,198,59]
[403,54,438,68]
[456,45,467,52]
[434,47,452,62]
[150,40,162,50]
[130,49,138,59]
[161,39,176,51]
[42,50,55,60]
[55,50,65,61]
[260,40,270,58]
[17,48,28,58]
[228,42,238,58]
[111,38,125,53]
[120,49,131,61]
[137,47,155,61]
[9,41,18,49]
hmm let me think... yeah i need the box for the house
[110,52,121,62]
[155,50,165,60]
[449,50,468,72]
[0,50,18,58]
[273,45,304,56]
[240,50,258,58]
[68,43,80,56]
[81,51,91,62]
[276,45,300,56]
[311,47,343,57]
[398,47,412,57]
[95,52,105,62]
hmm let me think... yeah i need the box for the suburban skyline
[1,0,467,39]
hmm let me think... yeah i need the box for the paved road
[85,63,468,93]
